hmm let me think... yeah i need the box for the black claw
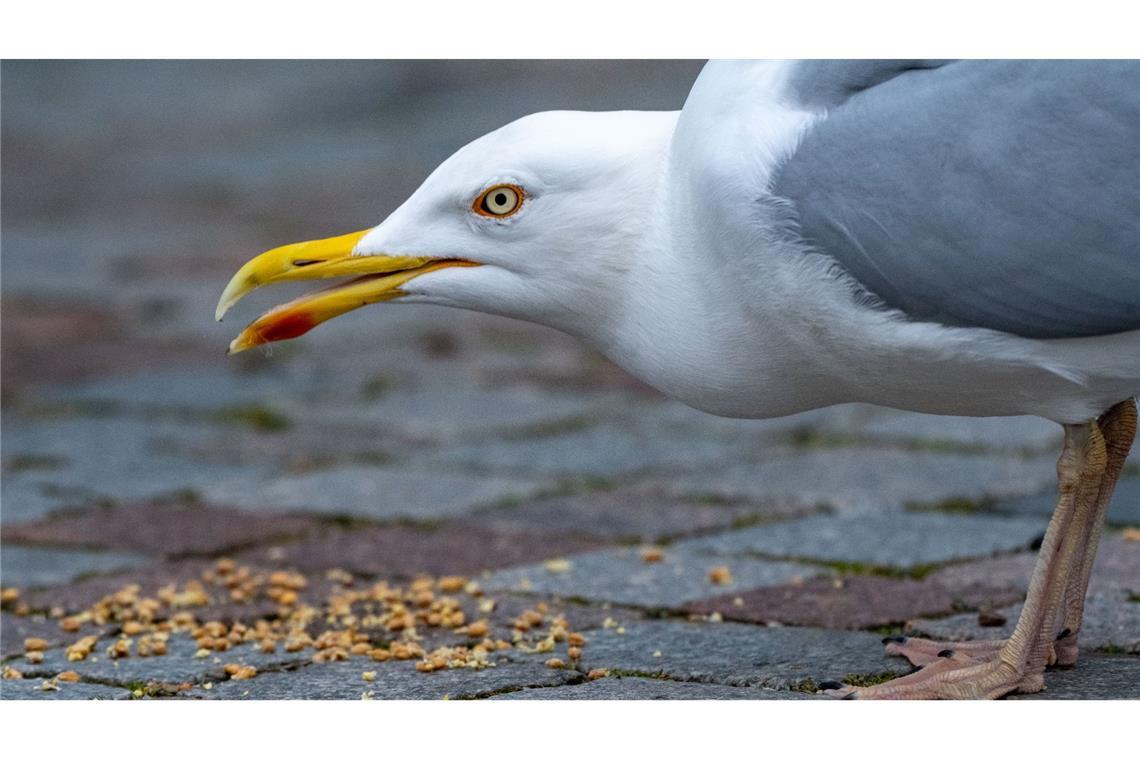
[881,635,906,645]
[842,691,859,700]
[1056,628,1072,641]
[937,649,955,658]
[818,680,844,691]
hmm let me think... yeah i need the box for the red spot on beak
[258,310,317,343]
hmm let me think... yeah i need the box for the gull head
[217,110,678,354]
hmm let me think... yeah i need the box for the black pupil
[494,192,508,207]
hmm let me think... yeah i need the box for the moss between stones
[905,495,992,515]
[210,404,291,432]
[840,671,899,687]
[790,677,819,693]
[2,454,69,473]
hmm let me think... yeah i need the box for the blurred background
[1,60,1135,616]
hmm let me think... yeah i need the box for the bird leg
[882,399,1137,671]
[831,416,1108,698]
[1053,398,1136,665]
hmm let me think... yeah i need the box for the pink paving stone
[926,534,1140,596]
[236,523,609,579]
[684,575,1024,630]
[4,502,320,557]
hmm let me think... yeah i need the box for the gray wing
[770,60,1140,338]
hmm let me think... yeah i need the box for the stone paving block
[984,478,1140,527]
[38,366,314,414]
[0,677,130,700]
[1,416,264,522]
[905,591,1140,655]
[468,485,814,543]
[1010,655,1140,700]
[482,545,823,608]
[26,632,311,686]
[1,545,151,588]
[927,535,1139,597]
[16,558,274,619]
[667,449,1059,514]
[1,612,115,658]
[679,513,1047,570]
[238,524,607,579]
[203,465,549,521]
[427,424,747,479]
[860,414,1062,451]
[198,656,579,700]
[685,575,1025,631]
[577,620,911,690]
[490,675,818,700]
[315,386,606,443]
[3,502,318,556]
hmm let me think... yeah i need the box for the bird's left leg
[882,399,1136,670]
[830,419,1107,699]
[1053,398,1136,665]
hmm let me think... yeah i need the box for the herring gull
[217,60,1140,699]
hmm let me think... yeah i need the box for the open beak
[216,229,476,354]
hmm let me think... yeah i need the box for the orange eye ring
[474,184,525,218]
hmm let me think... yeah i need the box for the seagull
[217,60,1139,699]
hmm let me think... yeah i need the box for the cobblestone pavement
[3,61,1138,700]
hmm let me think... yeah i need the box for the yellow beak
[216,229,476,354]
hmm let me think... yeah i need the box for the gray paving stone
[491,675,818,699]
[679,513,1047,570]
[27,632,311,685]
[985,478,1140,527]
[314,386,606,443]
[203,466,549,520]
[0,545,151,588]
[1011,655,1140,699]
[1,612,115,658]
[667,449,1059,514]
[927,534,1139,597]
[906,591,1140,655]
[427,424,747,478]
[198,656,579,700]
[470,485,814,543]
[0,677,130,700]
[4,502,318,557]
[1,416,263,522]
[860,414,1062,451]
[481,545,823,608]
[577,620,911,690]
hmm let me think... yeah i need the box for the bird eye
[475,184,523,218]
